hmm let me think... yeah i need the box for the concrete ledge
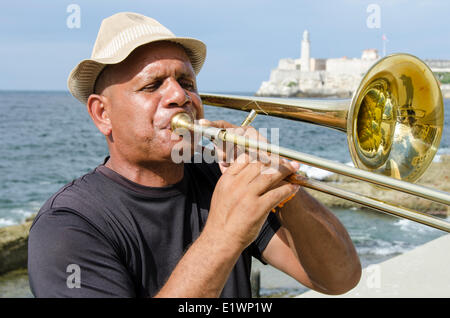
[297,234,450,298]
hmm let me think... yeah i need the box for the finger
[250,149,297,174]
[281,158,301,171]
[259,182,300,213]
[198,118,211,126]
[253,147,300,173]
[233,159,271,186]
[225,150,271,178]
[198,119,227,164]
[220,129,249,165]
[223,152,251,176]
[213,138,243,167]
[249,159,297,195]
[199,119,238,129]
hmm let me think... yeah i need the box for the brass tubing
[289,175,450,233]
[217,125,450,205]
[201,93,349,131]
[171,113,450,232]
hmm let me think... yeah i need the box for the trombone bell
[348,54,443,183]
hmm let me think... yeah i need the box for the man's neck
[105,155,184,187]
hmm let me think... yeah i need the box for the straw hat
[67,12,207,104]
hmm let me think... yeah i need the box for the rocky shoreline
[256,81,450,100]
[0,155,448,278]
[0,216,34,276]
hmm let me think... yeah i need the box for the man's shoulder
[32,167,114,231]
[40,167,107,211]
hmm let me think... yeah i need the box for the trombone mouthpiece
[170,112,194,131]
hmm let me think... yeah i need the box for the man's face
[99,42,203,165]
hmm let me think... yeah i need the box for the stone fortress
[256,30,450,98]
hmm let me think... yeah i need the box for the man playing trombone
[28,12,361,297]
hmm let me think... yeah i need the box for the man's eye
[141,82,161,92]
[180,80,195,90]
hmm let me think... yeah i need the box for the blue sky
[1,0,449,93]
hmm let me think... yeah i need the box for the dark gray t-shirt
[28,159,280,298]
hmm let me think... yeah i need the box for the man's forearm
[278,187,361,294]
[154,228,242,298]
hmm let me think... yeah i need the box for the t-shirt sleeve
[249,211,281,264]
[28,209,136,297]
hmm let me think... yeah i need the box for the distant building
[300,30,311,72]
[256,30,450,98]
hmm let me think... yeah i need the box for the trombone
[171,53,450,232]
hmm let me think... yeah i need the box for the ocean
[0,90,449,297]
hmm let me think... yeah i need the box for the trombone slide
[171,112,450,233]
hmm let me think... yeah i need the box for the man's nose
[161,78,190,107]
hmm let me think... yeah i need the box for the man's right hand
[203,151,300,251]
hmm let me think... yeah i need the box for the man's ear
[86,94,112,136]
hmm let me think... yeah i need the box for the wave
[0,217,17,227]
[0,207,36,228]
[356,239,412,256]
[393,218,446,234]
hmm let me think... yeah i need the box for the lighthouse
[300,30,311,71]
